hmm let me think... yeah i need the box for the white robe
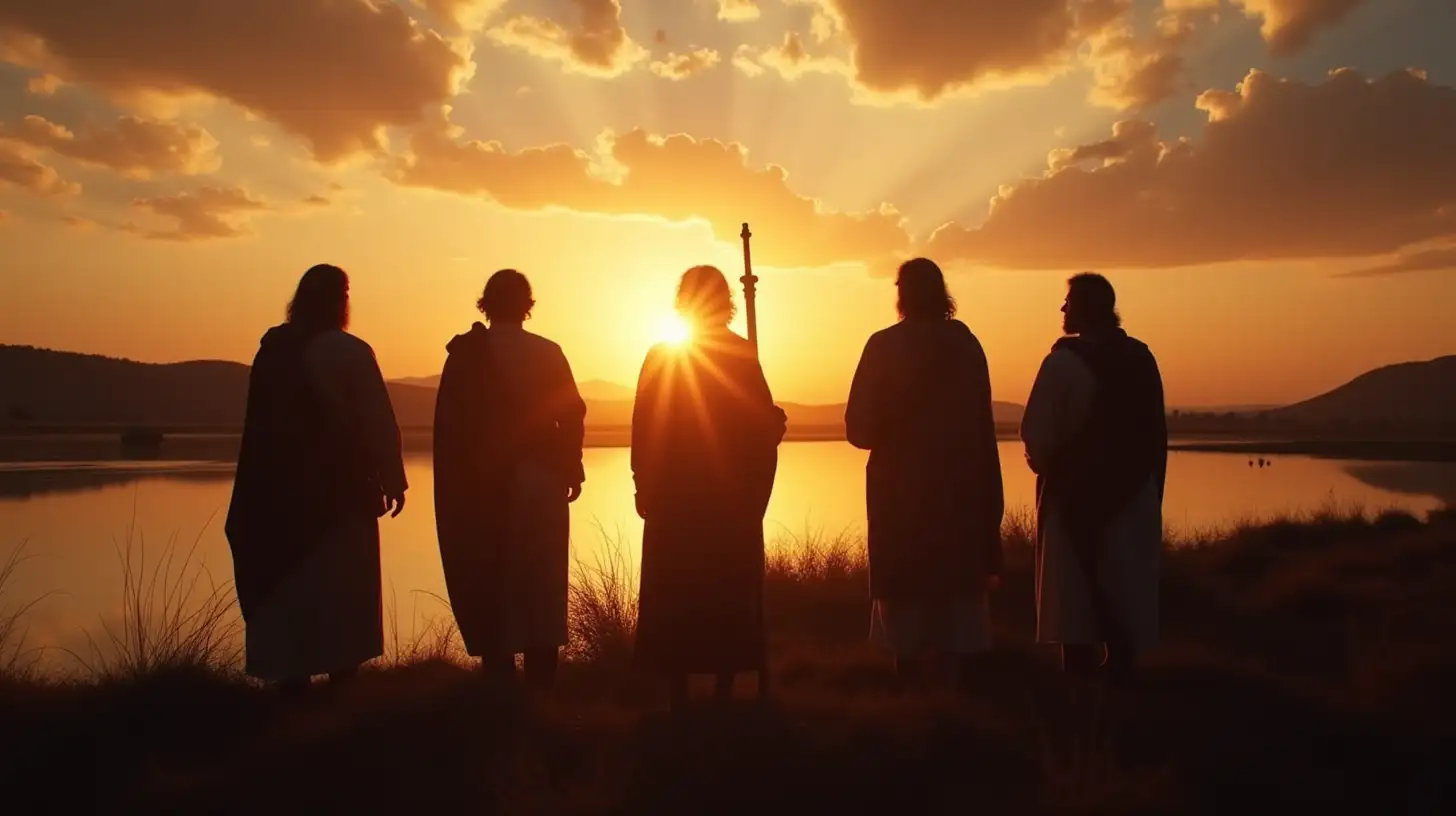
[243,330,408,681]
[1021,347,1162,654]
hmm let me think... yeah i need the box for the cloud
[650,48,722,81]
[734,32,848,81]
[1087,2,1212,110]
[1230,0,1370,55]
[125,186,266,241]
[25,73,61,95]
[790,0,1126,103]
[0,0,473,163]
[1343,242,1456,277]
[717,0,762,22]
[388,109,911,268]
[1084,0,1368,110]
[927,68,1456,270]
[57,214,96,230]
[0,141,79,195]
[414,0,506,32]
[487,0,646,77]
[0,115,220,178]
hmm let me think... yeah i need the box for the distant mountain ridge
[0,345,1023,431]
[1262,355,1456,430]
[13,345,1450,435]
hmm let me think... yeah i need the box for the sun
[654,313,693,347]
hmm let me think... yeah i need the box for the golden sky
[2,0,1454,407]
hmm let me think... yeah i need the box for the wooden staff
[740,222,758,350]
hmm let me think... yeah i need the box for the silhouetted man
[433,270,586,690]
[846,257,1005,692]
[632,265,786,708]
[226,264,408,693]
[1021,273,1166,683]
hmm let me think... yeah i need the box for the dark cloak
[630,328,787,675]
[845,318,1005,601]
[224,324,385,621]
[1035,329,1167,646]
[432,322,585,656]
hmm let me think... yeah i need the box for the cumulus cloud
[125,186,266,241]
[487,0,646,77]
[717,0,762,22]
[25,73,61,95]
[388,108,910,268]
[1230,0,1369,55]
[0,141,79,195]
[0,0,472,162]
[734,32,848,81]
[1086,0,1368,110]
[650,48,722,80]
[0,115,220,178]
[1086,2,1213,110]
[927,68,1456,270]
[789,0,1126,102]
[414,0,506,32]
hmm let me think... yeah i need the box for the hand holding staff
[740,222,758,351]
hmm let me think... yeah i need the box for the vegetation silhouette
[0,506,1450,813]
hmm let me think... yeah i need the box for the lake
[2,441,1452,660]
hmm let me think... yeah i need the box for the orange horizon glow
[0,1,1453,409]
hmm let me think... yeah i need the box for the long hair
[1067,271,1121,330]
[896,257,956,320]
[675,264,736,327]
[477,268,535,323]
[286,264,349,332]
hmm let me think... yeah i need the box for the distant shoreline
[1166,438,1456,463]
[3,424,1456,464]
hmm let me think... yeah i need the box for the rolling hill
[0,345,439,428]
[1,345,1022,431]
[1262,355,1456,430]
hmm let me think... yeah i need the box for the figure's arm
[1020,349,1084,475]
[967,334,1005,575]
[630,347,664,516]
[548,346,587,489]
[844,335,883,450]
[1150,352,1169,502]
[741,350,785,518]
[355,342,409,499]
[745,350,787,445]
[312,335,408,499]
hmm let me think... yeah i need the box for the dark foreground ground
[1,509,1453,814]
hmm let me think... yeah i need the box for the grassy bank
[1,508,1453,813]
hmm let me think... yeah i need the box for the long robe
[225,325,407,681]
[631,327,787,675]
[844,317,1005,656]
[1021,329,1166,656]
[433,322,585,657]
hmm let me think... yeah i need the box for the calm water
[1,441,1451,658]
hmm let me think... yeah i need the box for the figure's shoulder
[864,322,903,350]
[308,329,377,364]
[1038,340,1092,379]
[945,318,985,348]
[1122,333,1155,357]
[641,342,674,369]
[525,329,567,357]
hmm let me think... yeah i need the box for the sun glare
[655,313,693,346]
